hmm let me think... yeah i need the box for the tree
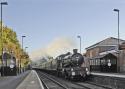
[0,23,30,67]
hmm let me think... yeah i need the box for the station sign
[108,63,111,67]
[10,64,14,68]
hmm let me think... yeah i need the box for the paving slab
[0,71,29,89]
[16,70,44,89]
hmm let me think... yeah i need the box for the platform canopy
[91,53,117,60]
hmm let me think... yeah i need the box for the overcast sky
[2,0,125,59]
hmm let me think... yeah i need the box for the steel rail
[71,82,91,89]
[36,70,68,89]
[38,73,49,89]
[85,81,112,89]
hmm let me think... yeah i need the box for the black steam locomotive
[40,49,90,80]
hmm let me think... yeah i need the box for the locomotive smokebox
[73,49,78,54]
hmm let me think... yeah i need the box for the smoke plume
[30,37,76,61]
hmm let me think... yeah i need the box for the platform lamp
[113,9,120,51]
[77,35,81,54]
[0,2,8,76]
[113,9,120,72]
[20,35,26,73]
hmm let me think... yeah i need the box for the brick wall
[86,47,100,58]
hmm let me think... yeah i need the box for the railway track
[36,70,112,89]
[85,81,112,89]
[37,70,68,89]
[72,82,112,89]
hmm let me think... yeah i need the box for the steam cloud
[30,37,77,61]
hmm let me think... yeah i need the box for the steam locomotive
[39,49,90,80]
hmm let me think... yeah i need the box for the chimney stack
[73,49,78,54]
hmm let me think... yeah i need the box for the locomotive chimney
[73,49,78,54]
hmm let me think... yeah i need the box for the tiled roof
[86,37,125,50]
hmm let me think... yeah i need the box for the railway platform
[16,70,44,89]
[90,72,125,89]
[0,71,30,89]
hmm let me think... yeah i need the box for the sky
[1,0,125,60]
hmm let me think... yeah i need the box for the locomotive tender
[40,49,90,80]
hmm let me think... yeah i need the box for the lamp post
[22,36,26,52]
[113,9,120,72]
[77,35,81,53]
[0,2,8,76]
[20,35,26,73]
[113,9,120,51]
[24,46,28,71]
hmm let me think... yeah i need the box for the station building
[0,52,17,76]
[85,37,125,73]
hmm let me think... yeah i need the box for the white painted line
[91,72,125,78]
[33,70,44,89]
